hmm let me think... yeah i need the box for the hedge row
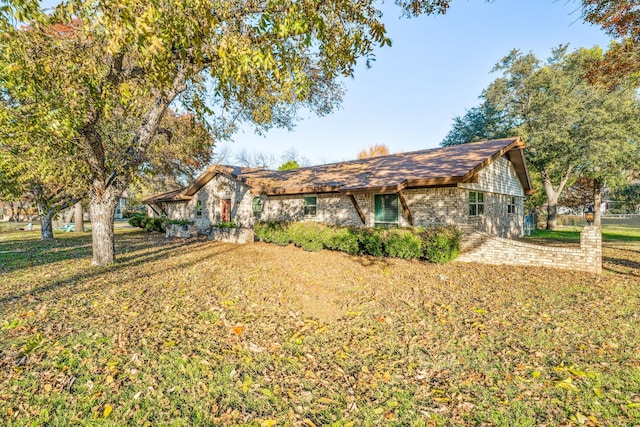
[254,221,461,263]
[128,213,167,233]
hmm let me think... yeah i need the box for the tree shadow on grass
[346,253,391,269]
[0,237,242,307]
[603,256,640,277]
[0,230,197,274]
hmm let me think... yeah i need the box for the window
[469,191,484,216]
[303,196,317,216]
[195,199,202,217]
[252,197,263,218]
[374,194,398,227]
[507,196,516,214]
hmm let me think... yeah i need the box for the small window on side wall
[252,197,263,218]
[196,199,202,217]
[303,196,317,216]
[507,196,516,214]
[469,191,484,216]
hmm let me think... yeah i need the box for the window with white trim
[303,196,317,216]
[469,191,484,216]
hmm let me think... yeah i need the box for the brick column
[580,226,602,274]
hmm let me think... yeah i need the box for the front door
[221,199,231,222]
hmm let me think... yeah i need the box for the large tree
[443,46,640,229]
[1,0,451,265]
[0,138,87,240]
[440,101,513,147]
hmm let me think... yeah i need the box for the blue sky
[223,0,611,165]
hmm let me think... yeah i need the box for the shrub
[254,221,460,264]
[129,213,166,233]
[143,217,167,233]
[213,220,238,229]
[324,227,360,254]
[355,228,383,257]
[382,228,423,259]
[128,212,147,228]
[254,221,291,246]
[287,222,325,252]
[420,226,461,264]
[168,219,195,226]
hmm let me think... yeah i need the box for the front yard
[1,227,639,425]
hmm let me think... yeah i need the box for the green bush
[254,221,291,246]
[382,228,423,259]
[168,218,195,226]
[129,213,166,233]
[254,221,460,264]
[355,228,383,257]
[143,217,167,233]
[128,213,147,228]
[287,222,325,252]
[324,227,360,254]
[213,220,238,229]
[420,226,461,264]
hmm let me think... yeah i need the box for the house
[142,137,533,238]
[114,191,128,219]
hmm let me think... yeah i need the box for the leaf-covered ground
[1,225,639,426]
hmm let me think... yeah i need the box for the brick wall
[457,226,602,273]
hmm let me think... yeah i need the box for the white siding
[458,156,525,197]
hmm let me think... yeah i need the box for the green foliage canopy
[277,160,300,171]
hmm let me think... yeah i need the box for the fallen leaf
[103,404,113,418]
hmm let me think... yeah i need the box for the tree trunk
[9,202,18,222]
[89,193,118,266]
[593,179,602,227]
[39,208,54,240]
[546,194,559,230]
[541,167,574,231]
[74,202,84,232]
[64,208,74,223]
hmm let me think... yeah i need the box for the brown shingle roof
[141,187,188,204]
[143,137,533,203]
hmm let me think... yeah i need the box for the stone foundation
[457,226,602,273]
[209,227,255,244]
[166,223,198,238]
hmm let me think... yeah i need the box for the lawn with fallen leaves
[1,225,639,426]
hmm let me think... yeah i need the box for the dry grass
[1,226,639,426]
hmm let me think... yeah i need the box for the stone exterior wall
[163,175,255,233]
[165,223,198,238]
[260,193,369,227]
[457,226,602,273]
[208,228,255,244]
